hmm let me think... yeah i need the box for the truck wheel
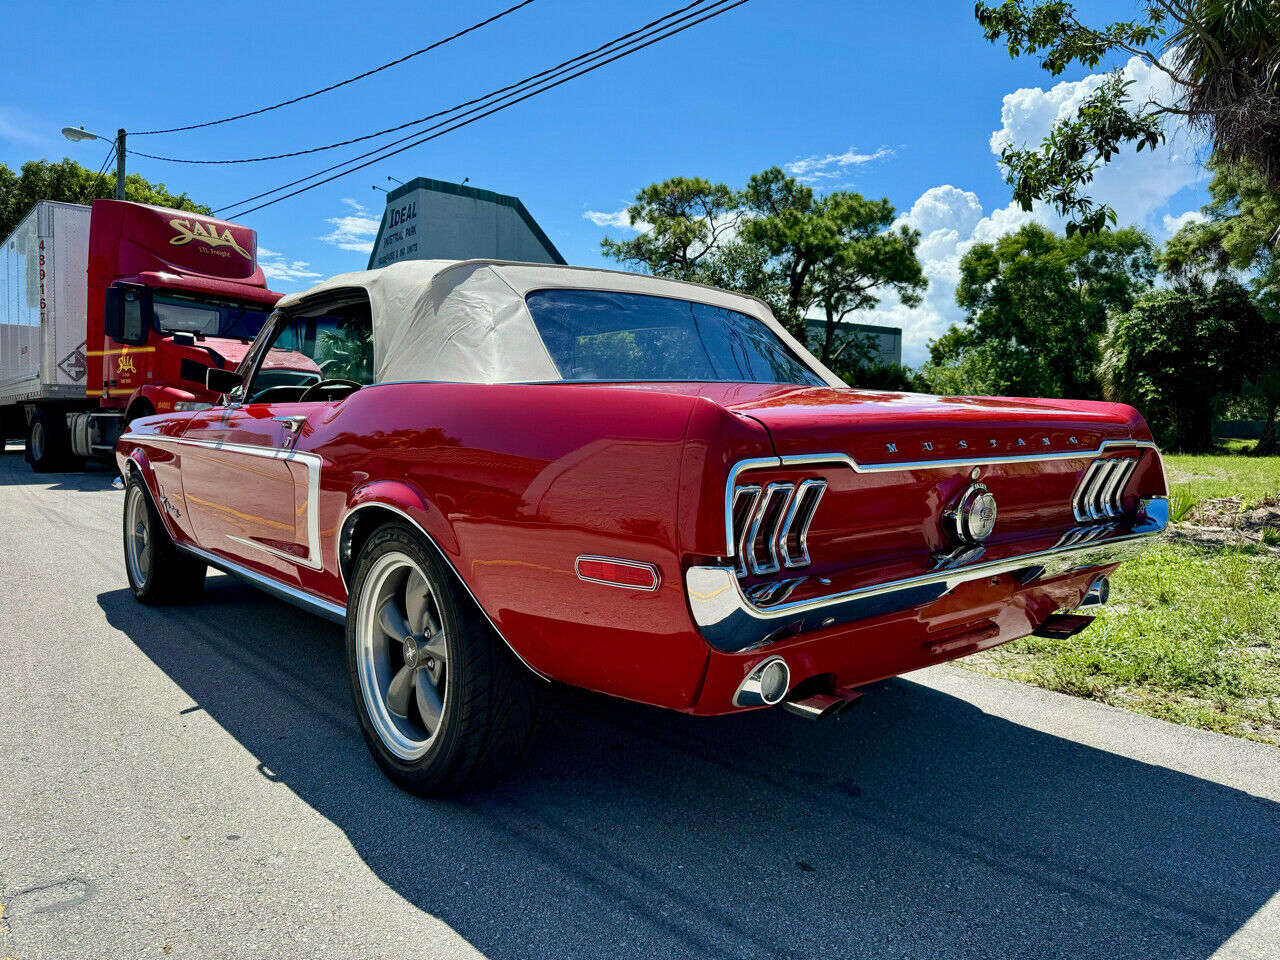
[346,522,547,795]
[124,399,155,432]
[25,409,83,472]
[123,474,206,603]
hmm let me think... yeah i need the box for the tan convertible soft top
[274,259,844,387]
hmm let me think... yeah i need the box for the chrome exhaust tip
[1081,575,1110,607]
[733,656,790,707]
[782,686,864,720]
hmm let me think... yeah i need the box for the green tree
[924,223,1156,398]
[600,177,739,281]
[1099,279,1268,451]
[741,174,926,363]
[0,158,209,238]
[974,0,1280,234]
[600,167,927,368]
[1163,159,1280,300]
[1163,159,1280,451]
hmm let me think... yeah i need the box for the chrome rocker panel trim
[723,440,1163,560]
[690,497,1168,653]
[177,542,348,624]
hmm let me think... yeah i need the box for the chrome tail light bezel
[730,477,827,577]
[1072,455,1139,523]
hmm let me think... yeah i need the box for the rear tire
[346,522,547,795]
[123,473,207,603]
[25,409,84,472]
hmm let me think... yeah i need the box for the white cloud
[867,187,1053,365]
[583,208,638,230]
[990,56,1202,227]
[319,197,381,253]
[785,146,893,182]
[257,247,322,285]
[1162,209,1206,236]
[871,55,1203,367]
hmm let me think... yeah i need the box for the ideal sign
[372,200,419,268]
[368,177,564,270]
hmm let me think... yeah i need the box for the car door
[177,401,320,576]
[176,292,373,577]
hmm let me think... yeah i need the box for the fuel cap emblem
[946,482,998,545]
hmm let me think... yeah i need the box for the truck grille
[732,479,827,577]
[1071,457,1138,523]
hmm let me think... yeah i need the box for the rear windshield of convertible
[525,289,826,386]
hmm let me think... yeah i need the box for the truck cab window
[152,291,272,342]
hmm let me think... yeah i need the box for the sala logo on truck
[168,218,251,261]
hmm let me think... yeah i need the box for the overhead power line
[82,142,118,201]
[216,0,749,219]
[132,0,718,166]
[211,0,734,212]
[132,0,538,136]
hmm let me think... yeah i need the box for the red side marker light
[575,556,661,591]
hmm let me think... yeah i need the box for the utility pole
[115,129,126,200]
[61,125,128,200]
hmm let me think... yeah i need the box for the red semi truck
[0,199,279,470]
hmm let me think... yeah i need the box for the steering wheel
[297,378,363,403]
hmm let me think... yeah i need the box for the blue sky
[1,0,1209,364]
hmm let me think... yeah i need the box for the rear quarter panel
[313,382,770,710]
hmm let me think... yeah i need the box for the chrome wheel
[125,484,152,586]
[355,551,449,761]
[30,419,45,462]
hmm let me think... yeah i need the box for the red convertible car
[116,259,1168,793]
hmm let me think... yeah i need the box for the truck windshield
[152,291,273,341]
[525,289,826,385]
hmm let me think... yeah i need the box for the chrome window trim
[574,555,662,592]
[724,440,1164,557]
[118,432,324,570]
[691,498,1168,652]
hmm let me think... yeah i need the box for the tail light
[1071,456,1138,523]
[731,478,827,577]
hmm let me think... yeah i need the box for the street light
[61,125,126,201]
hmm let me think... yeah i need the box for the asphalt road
[2,443,1279,960]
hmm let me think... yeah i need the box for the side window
[121,289,145,342]
[242,294,374,403]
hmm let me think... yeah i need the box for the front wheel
[346,522,547,794]
[123,474,207,603]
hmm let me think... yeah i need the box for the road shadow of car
[97,577,1280,960]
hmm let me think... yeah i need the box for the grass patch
[1164,452,1280,508]
[966,451,1280,746]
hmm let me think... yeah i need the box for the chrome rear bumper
[686,498,1168,652]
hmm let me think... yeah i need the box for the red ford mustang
[116,259,1168,793]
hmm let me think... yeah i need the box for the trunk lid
[654,382,1164,602]
[696,383,1142,463]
